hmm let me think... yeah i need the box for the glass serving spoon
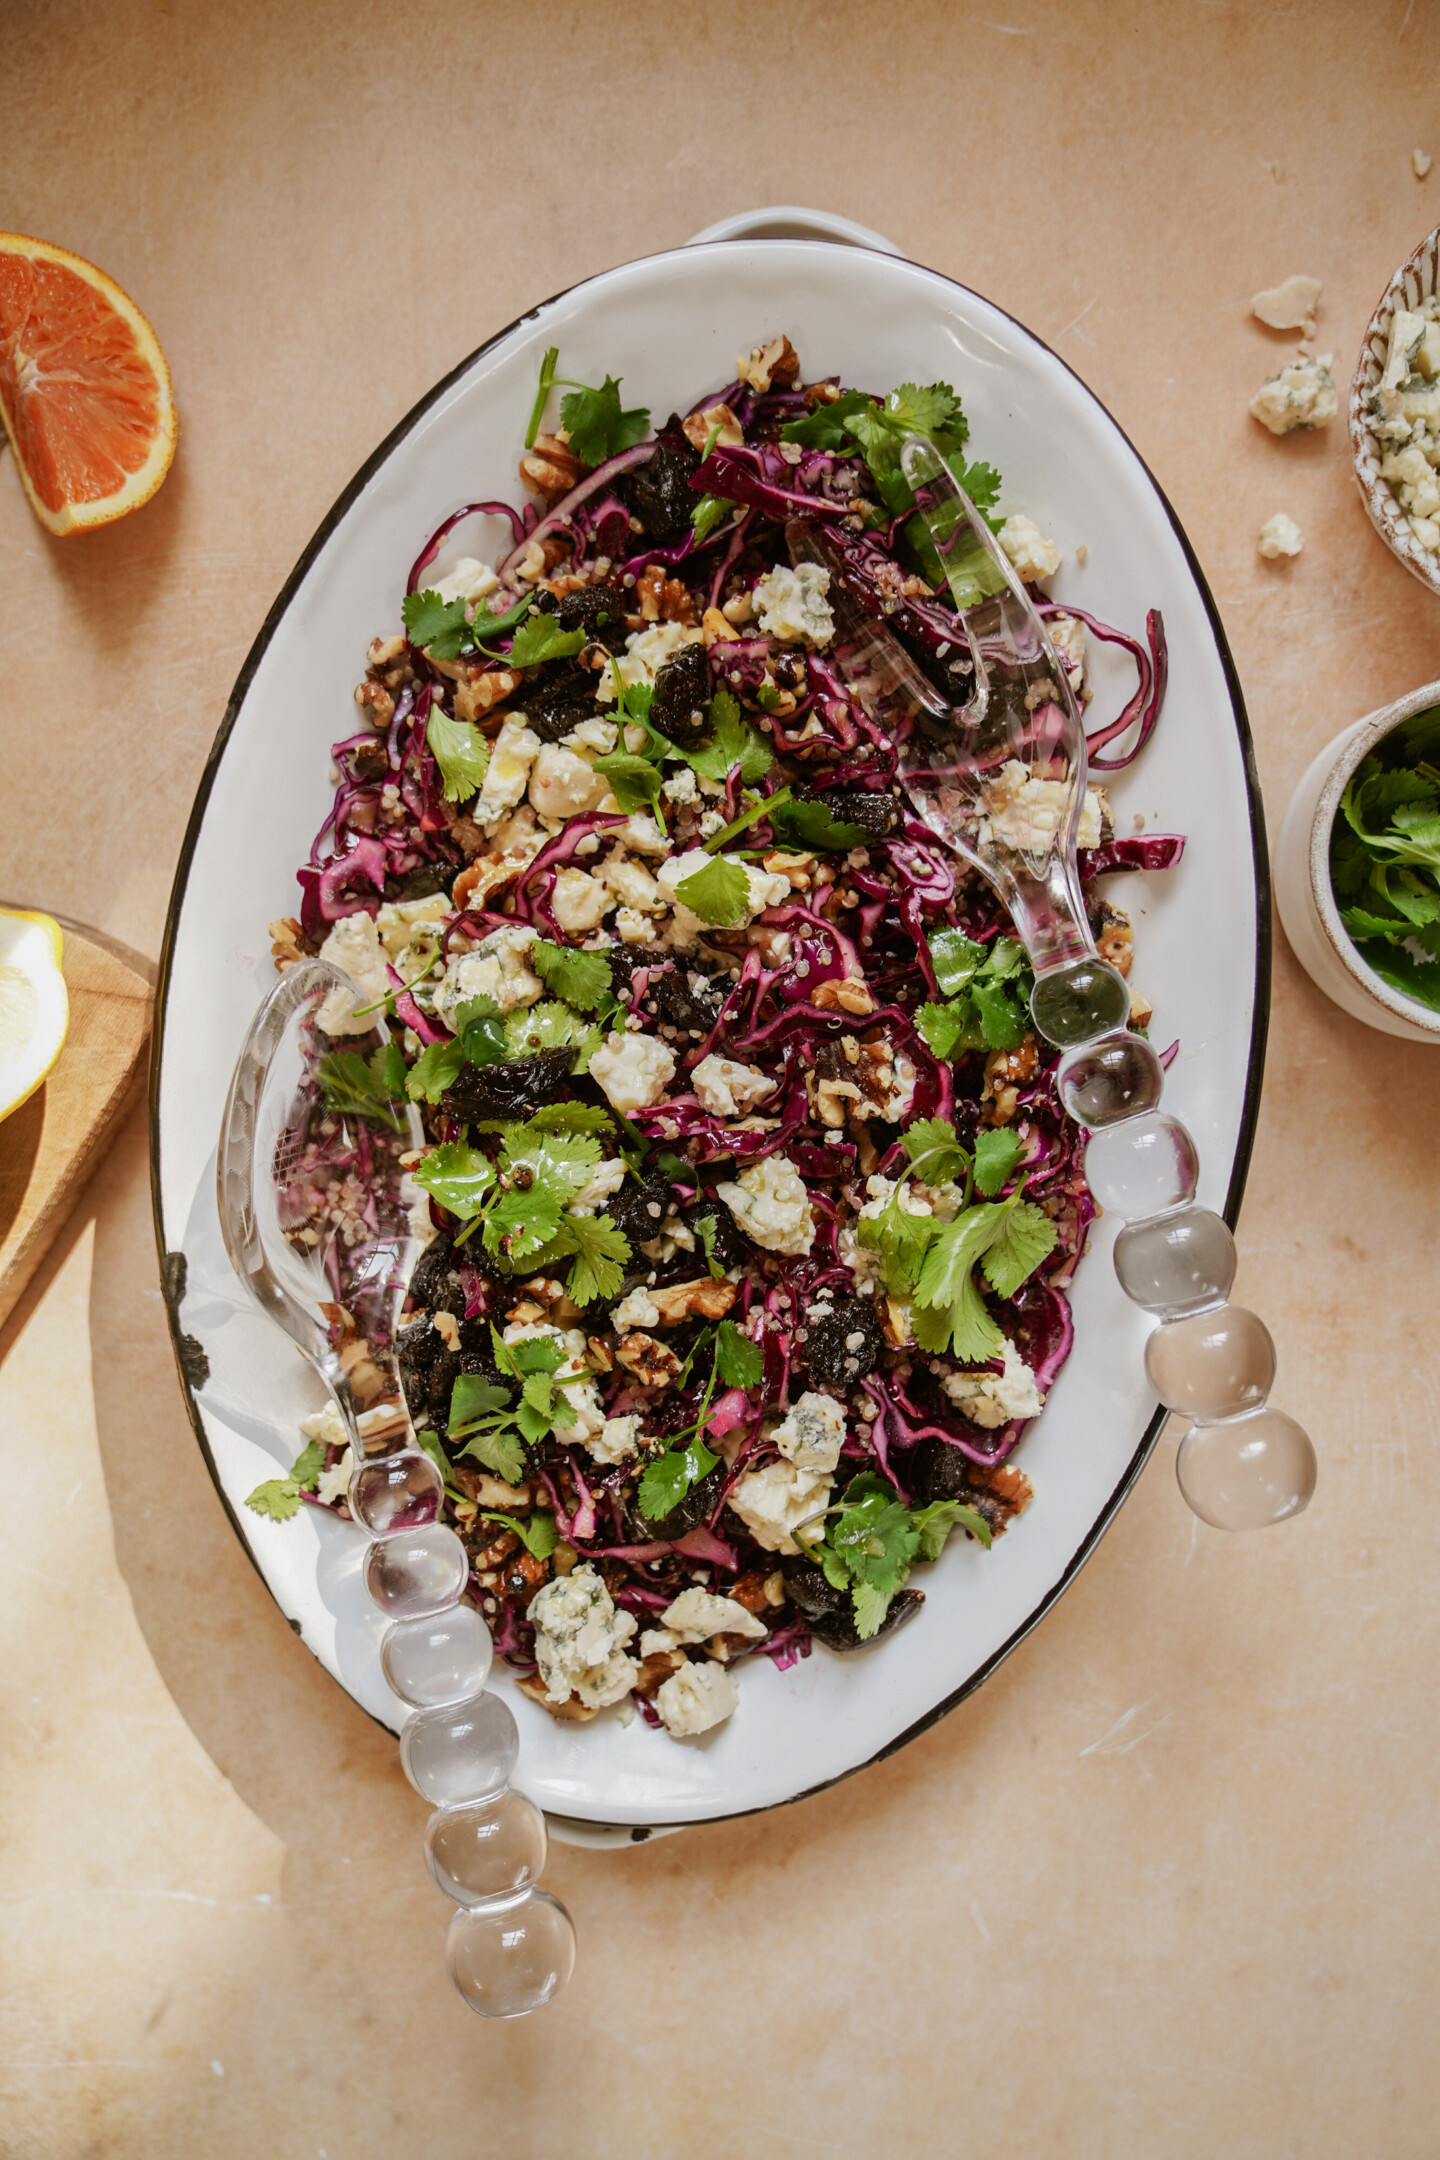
[217,957,575,2013]
[794,451,1316,1532]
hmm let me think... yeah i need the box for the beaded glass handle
[217,959,575,2013]
[848,443,1317,1530]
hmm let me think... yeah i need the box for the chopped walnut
[881,1296,915,1349]
[367,633,407,674]
[268,917,310,972]
[519,435,583,498]
[1129,985,1154,1029]
[502,1548,549,1600]
[614,1333,682,1388]
[454,662,522,725]
[551,1540,579,1577]
[702,605,741,645]
[516,1673,598,1722]
[681,401,745,452]
[762,850,815,890]
[803,380,842,408]
[812,977,876,1017]
[811,1073,860,1128]
[1092,899,1134,978]
[353,678,395,729]
[648,1277,739,1326]
[636,563,699,625]
[432,1311,461,1351]
[736,334,800,394]
[456,1470,531,1509]
[982,1035,1041,1126]
[726,1568,786,1616]
[632,1648,687,1698]
[471,1525,521,1574]
[585,1334,615,1373]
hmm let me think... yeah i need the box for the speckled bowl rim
[1348,224,1440,598]
[1308,678,1440,1036]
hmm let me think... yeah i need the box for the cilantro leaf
[426,707,489,804]
[507,611,587,668]
[503,999,601,1069]
[480,1508,558,1560]
[767,796,870,853]
[449,1373,513,1432]
[558,375,651,467]
[714,1318,763,1390]
[683,689,774,783]
[456,1425,528,1486]
[453,996,510,1067]
[973,1127,1023,1198]
[912,1203,1009,1362]
[518,1102,614,1137]
[692,1212,723,1280]
[244,1478,304,1521]
[413,1427,464,1501]
[402,587,469,659]
[412,1142,497,1219]
[911,1497,992,1560]
[899,1117,970,1186]
[530,940,613,1013]
[560,1213,631,1307]
[495,1328,567,1378]
[928,928,988,996]
[691,494,736,544]
[971,978,1026,1050]
[500,1124,602,1193]
[406,1038,466,1104]
[980,1198,1057,1298]
[483,1185,566,1265]
[982,935,1027,981]
[245,1427,335,1518]
[824,1472,919,1594]
[916,998,986,1060]
[592,750,664,813]
[638,1435,719,1522]
[317,1048,405,1134]
[674,853,752,926]
[778,388,871,451]
[887,382,968,443]
[850,1581,896,1640]
[1353,939,1440,1009]
[854,1188,940,1296]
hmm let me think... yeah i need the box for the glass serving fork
[794,447,1317,1532]
[217,957,575,2014]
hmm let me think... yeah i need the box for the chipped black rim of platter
[149,239,1270,1839]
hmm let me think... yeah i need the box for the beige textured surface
[2,2,1439,2154]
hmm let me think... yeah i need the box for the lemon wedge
[0,908,69,1120]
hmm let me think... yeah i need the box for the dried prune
[648,641,710,746]
[618,422,700,542]
[908,1427,1032,1536]
[556,581,632,652]
[523,664,600,744]
[780,1562,922,1651]
[442,1049,574,1123]
[622,1459,725,1543]
[606,1168,671,1248]
[387,852,461,901]
[649,960,727,1038]
[800,1296,884,1386]
[682,1193,749,1273]
[793,782,901,838]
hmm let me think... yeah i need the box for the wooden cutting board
[0,921,153,1333]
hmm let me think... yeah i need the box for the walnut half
[647,1278,738,1326]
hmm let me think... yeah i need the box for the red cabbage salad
[250,331,1181,1743]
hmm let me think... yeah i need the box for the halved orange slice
[0,233,177,535]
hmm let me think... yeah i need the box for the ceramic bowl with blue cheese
[1350,223,1440,599]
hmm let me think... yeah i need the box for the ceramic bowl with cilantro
[250,331,1181,1744]
[1277,681,1440,1046]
